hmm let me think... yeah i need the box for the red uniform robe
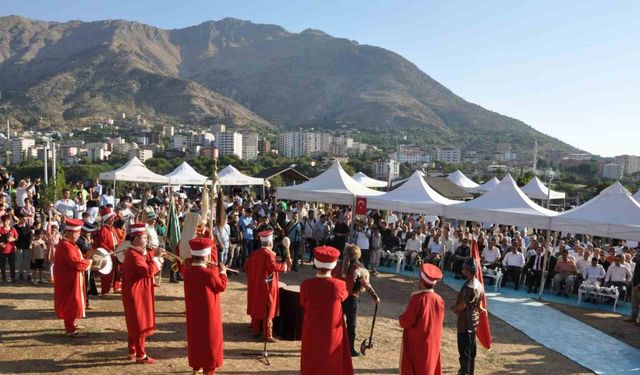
[300,276,353,375]
[53,239,91,320]
[121,248,159,338]
[183,263,228,371]
[399,290,445,375]
[98,224,119,252]
[244,247,286,319]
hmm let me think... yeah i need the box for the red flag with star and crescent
[355,196,367,216]
[472,239,492,350]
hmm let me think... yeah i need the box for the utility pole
[43,141,49,185]
[52,141,57,182]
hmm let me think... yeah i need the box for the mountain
[0,15,579,154]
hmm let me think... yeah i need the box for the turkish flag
[355,196,367,215]
[472,239,492,350]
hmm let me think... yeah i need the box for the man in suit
[525,246,544,294]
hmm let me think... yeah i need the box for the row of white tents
[98,157,264,187]
[447,169,566,200]
[278,162,640,241]
[98,158,640,240]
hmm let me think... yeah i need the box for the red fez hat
[100,207,115,221]
[189,237,213,257]
[129,223,146,237]
[313,246,340,270]
[258,229,274,242]
[419,263,443,286]
[65,218,84,232]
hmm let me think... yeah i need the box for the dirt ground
[0,265,596,375]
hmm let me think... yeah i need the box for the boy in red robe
[183,237,228,375]
[399,263,445,375]
[53,218,92,337]
[121,223,160,364]
[244,229,291,341]
[97,207,120,295]
[300,246,353,375]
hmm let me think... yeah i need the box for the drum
[116,241,131,263]
[277,285,304,341]
[90,248,113,275]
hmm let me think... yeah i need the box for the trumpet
[158,249,239,275]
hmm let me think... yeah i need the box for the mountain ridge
[0,15,580,155]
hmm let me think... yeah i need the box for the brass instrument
[159,249,239,275]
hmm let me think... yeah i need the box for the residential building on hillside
[10,138,36,164]
[567,153,591,161]
[435,148,461,164]
[215,131,243,158]
[242,132,259,160]
[258,137,271,155]
[614,154,640,175]
[131,148,154,163]
[390,147,432,164]
[172,134,189,150]
[373,160,400,181]
[602,163,623,179]
[112,142,136,155]
[210,124,226,134]
[279,131,308,158]
[199,147,219,159]
[88,146,107,162]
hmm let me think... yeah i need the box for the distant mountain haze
[0,16,579,154]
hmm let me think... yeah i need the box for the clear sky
[2,0,639,156]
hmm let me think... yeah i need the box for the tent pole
[538,223,557,300]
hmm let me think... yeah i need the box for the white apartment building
[113,142,136,155]
[131,148,154,163]
[172,134,190,150]
[10,138,36,164]
[614,155,640,175]
[602,163,623,180]
[373,160,400,181]
[192,132,215,147]
[215,131,243,158]
[279,131,307,158]
[242,132,259,160]
[435,148,461,164]
[88,147,106,162]
[390,150,432,164]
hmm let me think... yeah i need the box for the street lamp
[544,168,556,209]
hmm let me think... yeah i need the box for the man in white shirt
[575,250,592,291]
[387,211,398,226]
[481,239,501,269]
[404,231,422,271]
[605,254,633,300]
[53,189,77,219]
[502,246,525,290]
[100,187,115,207]
[583,257,606,285]
[425,235,442,265]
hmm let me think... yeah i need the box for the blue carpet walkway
[378,266,640,374]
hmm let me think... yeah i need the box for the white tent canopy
[633,190,640,202]
[447,170,480,191]
[277,161,384,205]
[367,171,460,215]
[551,182,640,240]
[165,161,210,185]
[446,174,557,228]
[99,157,170,184]
[470,177,500,194]
[351,172,388,188]
[521,176,566,200]
[218,165,264,186]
